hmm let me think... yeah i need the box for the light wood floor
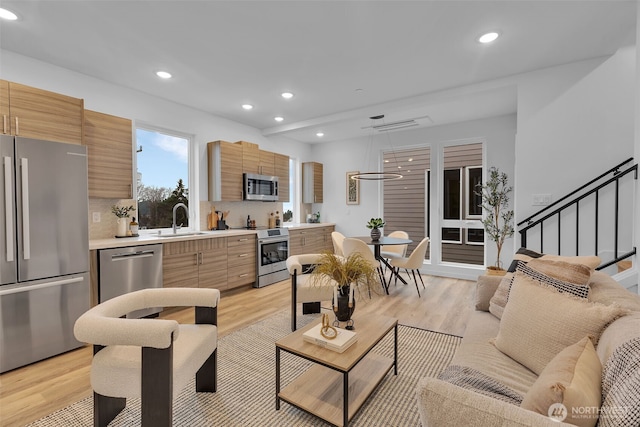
[0,273,475,427]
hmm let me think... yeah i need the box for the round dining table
[352,235,413,293]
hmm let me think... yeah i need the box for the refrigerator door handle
[3,156,14,262]
[0,276,84,297]
[20,157,30,260]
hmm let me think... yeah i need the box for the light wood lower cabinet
[163,238,228,290]
[289,225,334,256]
[162,236,255,291]
[227,235,257,288]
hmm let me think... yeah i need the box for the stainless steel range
[255,228,289,288]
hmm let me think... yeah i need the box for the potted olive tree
[475,167,514,275]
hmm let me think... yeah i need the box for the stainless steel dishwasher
[98,244,163,318]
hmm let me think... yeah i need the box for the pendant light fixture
[351,115,403,181]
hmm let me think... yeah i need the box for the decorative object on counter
[366,217,385,241]
[269,212,276,229]
[275,211,281,228]
[306,212,320,223]
[129,217,139,236]
[111,204,135,237]
[475,166,514,274]
[346,171,360,205]
[310,251,379,330]
[247,215,251,228]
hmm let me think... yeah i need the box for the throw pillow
[516,261,590,299]
[521,336,602,427]
[475,275,503,312]
[505,248,601,272]
[494,274,625,375]
[489,257,592,319]
[488,272,513,319]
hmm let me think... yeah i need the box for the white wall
[515,48,636,221]
[0,50,313,205]
[310,114,517,280]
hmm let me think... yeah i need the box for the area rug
[28,310,461,427]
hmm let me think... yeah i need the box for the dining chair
[331,231,346,257]
[380,230,409,281]
[342,238,386,295]
[390,237,430,297]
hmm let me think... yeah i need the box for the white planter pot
[116,218,128,237]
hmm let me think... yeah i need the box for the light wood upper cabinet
[239,140,259,174]
[258,149,275,176]
[83,110,133,198]
[0,81,9,134]
[275,153,290,203]
[208,140,243,201]
[1,80,84,144]
[302,161,323,203]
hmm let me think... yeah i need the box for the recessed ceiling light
[316,132,324,137]
[478,32,500,44]
[242,104,254,110]
[156,71,172,79]
[0,8,18,20]
[274,116,284,122]
[281,92,294,99]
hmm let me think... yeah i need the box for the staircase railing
[518,158,637,271]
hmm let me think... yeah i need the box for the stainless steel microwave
[243,173,279,201]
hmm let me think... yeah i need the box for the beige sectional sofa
[416,258,640,427]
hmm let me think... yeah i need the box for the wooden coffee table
[275,314,398,426]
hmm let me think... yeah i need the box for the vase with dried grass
[310,251,379,330]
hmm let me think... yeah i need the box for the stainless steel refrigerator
[1,135,90,373]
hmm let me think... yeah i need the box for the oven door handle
[258,239,289,244]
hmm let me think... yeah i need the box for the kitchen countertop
[89,223,335,250]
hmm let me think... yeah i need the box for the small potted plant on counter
[366,217,385,241]
[111,204,135,237]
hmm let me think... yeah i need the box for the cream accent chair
[380,230,409,282]
[390,237,430,297]
[342,237,386,295]
[287,254,337,331]
[331,231,346,256]
[74,288,220,427]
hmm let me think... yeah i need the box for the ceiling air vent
[361,115,433,132]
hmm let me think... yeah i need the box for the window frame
[443,168,462,220]
[134,122,195,234]
[465,165,483,219]
[465,227,485,246]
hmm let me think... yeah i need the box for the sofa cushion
[489,258,592,319]
[521,336,601,427]
[588,271,640,312]
[494,273,626,375]
[452,311,538,396]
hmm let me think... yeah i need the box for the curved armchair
[331,231,346,257]
[390,237,430,297]
[74,287,220,427]
[287,254,336,331]
[380,230,409,260]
